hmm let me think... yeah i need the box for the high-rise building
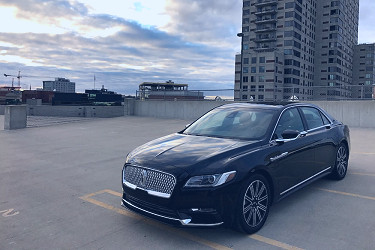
[43,78,75,93]
[235,0,359,101]
[353,43,375,99]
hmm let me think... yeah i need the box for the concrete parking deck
[1,116,374,249]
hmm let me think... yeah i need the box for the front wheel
[234,174,271,234]
[330,143,349,180]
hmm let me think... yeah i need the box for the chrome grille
[123,165,176,198]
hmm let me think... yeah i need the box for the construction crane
[4,71,57,89]
[4,71,21,87]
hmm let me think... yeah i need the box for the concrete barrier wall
[132,100,375,128]
[4,105,27,130]
[307,101,375,128]
[133,100,228,121]
[0,105,5,115]
[27,105,124,118]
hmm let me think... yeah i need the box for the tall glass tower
[235,0,359,101]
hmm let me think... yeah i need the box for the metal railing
[135,85,374,102]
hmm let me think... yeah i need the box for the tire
[234,174,271,234]
[330,143,349,180]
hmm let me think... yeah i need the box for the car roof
[218,102,316,110]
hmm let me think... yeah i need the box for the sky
[0,0,374,95]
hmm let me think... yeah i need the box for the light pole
[237,32,244,101]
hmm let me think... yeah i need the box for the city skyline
[0,0,374,94]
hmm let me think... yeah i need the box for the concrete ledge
[4,105,27,130]
[131,100,375,128]
[133,100,227,120]
[307,101,375,128]
[27,105,124,118]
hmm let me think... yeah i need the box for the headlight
[184,171,236,188]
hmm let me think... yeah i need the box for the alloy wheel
[242,179,269,228]
[336,145,347,177]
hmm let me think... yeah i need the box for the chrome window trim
[269,104,334,143]
[306,124,329,133]
[280,166,332,196]
[269,106,304,143]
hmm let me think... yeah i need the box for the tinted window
[301,107,324,129]
[274,108,304,139]
[321,112,331,125]
[184,108,276,140]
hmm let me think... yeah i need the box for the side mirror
[281,130,300,139]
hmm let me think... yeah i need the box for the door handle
[270,152,289,162]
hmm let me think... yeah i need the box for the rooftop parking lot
[1,116,374,249]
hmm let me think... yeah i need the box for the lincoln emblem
[140,169,147,186]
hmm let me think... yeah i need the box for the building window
[251,76,256,82]
[258,95,264,101]
[243,85,248,91]
[243,67,249,73]
[258,85,264,92]
[251,67,256,73]
[242,95,248,100]
[244,58,249,64]
[243,76,249,82]
[366,74,372,79]
[259,57,265,63]
[251,85,256,91]
[251,57,257,64]
[259,66,265,73]
[259,76,265,82]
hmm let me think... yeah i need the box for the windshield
[183,107,276,140]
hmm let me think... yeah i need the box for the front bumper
[121,190,226,226]
[121,197,223,226]
[121,164,240,227]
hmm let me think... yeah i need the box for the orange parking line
[81,189,305,250]
[352,152,375,155]
[351,172,375,177]
[317,188,375,201]
[250,234,304,250]
[80,190,231,250]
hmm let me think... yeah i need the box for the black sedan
[121,103,350,234]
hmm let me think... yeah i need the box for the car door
[269,107,317,196]
[299,106,336,173]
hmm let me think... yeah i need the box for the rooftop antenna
[17,71,21,87]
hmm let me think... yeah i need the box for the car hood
[127,133,260,174]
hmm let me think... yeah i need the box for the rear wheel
[330,143,348,180]
[234,174,271,234]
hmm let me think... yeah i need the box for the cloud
[163,0,242,48]
[0,0,88,20]
[358,0,375,43]
[0,0,239,94]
